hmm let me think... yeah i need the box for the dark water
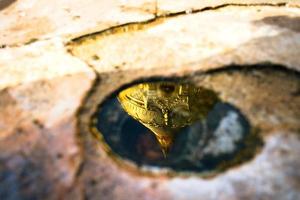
[92,81,263,173]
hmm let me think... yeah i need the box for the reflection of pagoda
[118,82,219,156]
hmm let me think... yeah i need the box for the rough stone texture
[0,1,300,200]
[0,0,156,46]
[77,66,300,200]
[1,0,299,46]
[157,0,300,14]
[166,133,300,200]
[194,67,300,133]
[70,5,300,74]
[0,39,96,199]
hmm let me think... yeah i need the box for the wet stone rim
[76,64,300,178]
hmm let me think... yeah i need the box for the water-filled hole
[92,79,264,174]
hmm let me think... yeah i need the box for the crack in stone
[65,2,299,77]
[20,1,298,195]
[62,49,101,195]
[0,2,296,48]
[155,0,158,17]
[69,2,290,44]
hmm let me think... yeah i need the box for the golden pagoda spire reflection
[118,81,219,156]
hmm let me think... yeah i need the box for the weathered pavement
[0,1,300,199]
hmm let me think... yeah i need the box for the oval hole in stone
[91,80,264,175]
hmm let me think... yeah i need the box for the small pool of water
[92,81,263,174]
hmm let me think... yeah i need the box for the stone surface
[78,65,300,200]
[167,133,300,200]
[0,0,156,46]
[0,1,300,200]
[1,0,299,46]
[0,39,95,199]
[157,0,300,14]
[69,5,300,74]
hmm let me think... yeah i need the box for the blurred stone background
[0,1,300,200]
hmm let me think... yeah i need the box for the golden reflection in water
[118,82,219,156]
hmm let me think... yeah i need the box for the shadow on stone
[0,0,17,11]
[254,15,300,32]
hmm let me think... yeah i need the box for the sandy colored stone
[0,39,93,90]
[1,0,299,46]
[157,0,300,14]
[76,66,300,200]
[0,39,95,199]
[70,4,300,200]
[70,6,300,75]
[166,133,300,200]
[0,1,299,200]
[0,0,156,46]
